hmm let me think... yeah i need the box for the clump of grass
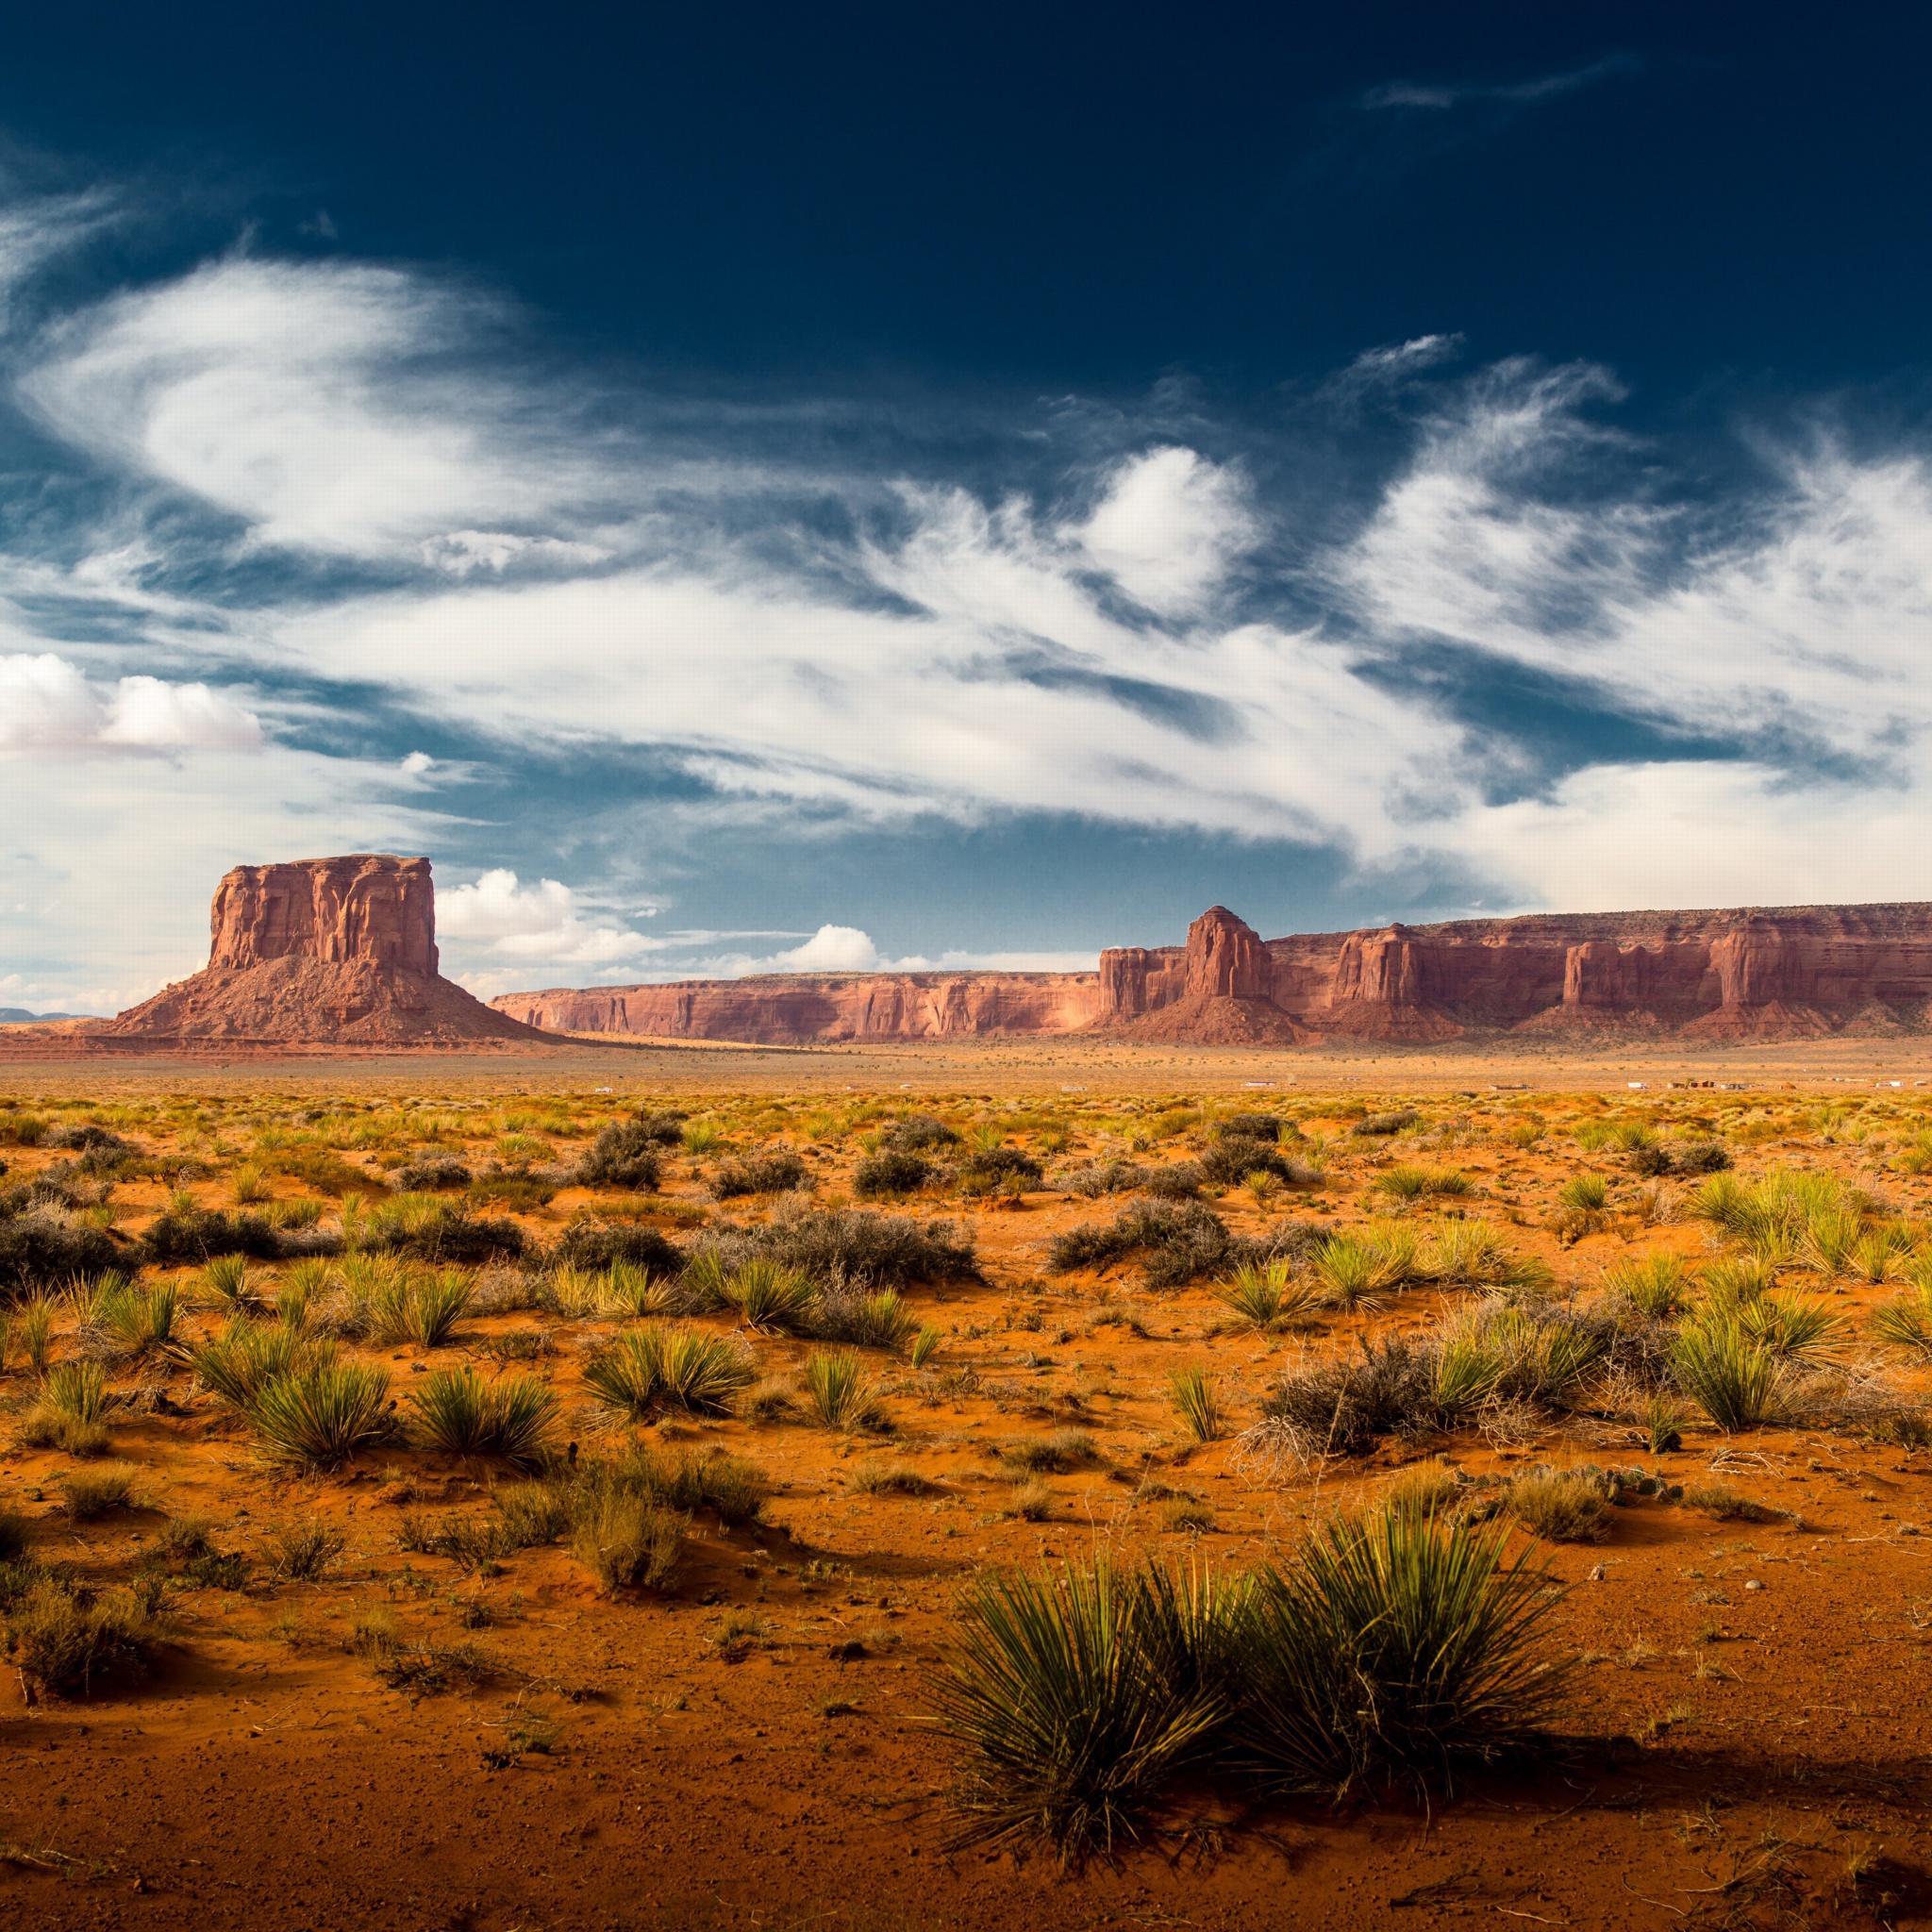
[370,1268,473,1347]
[249,1364,394,1469]
[18,1295,54,1374]
[849,1457,941,1496]
[58,1462,139,1519]
[262,1522,346,1581]
[1168,1366,1225,1443]
[1000,1427,1099,1474]
[571,1492,684,1592]
[910,1324,944,1369]
[1679,1482,1774,1524]
[408,1367,558,1466]
[1558,1174,1609,1211]
[1005,1479,1054,1521]
[814,1284,917,1350]
[802,1347,885,1430]
[1376,1164,1471,1201]
[1504,1470,1613,1543]
[1603,1253,1697,1322]
[1642,1392,1686,1454]
[600,1259,676,1319]
[200,1252,262,1311]
[1423,1224,1553,1293]
[19,1360,115,1457]
[1738,1291,1845,1362]
[1383,1459,1465,1517]
[6,1579,155,1696]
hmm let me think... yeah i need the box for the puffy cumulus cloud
[1073,446,1257,616]
[435,869,658,970]
[763,924,882,973]
[19,258,604,559]
[0,654,263,754]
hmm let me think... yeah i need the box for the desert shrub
[1504,1470,1613,1542]
[803,1347,884,1430]
[1673,1320,1783,1431]
[0,1211,125,1297]
[388,1156,472,1191]
[1168,1366,1224,1442]
[720,1258,819,1332]
[367,1197,523,1264]
[44,1124,128,1155]
[958,1146,1045,1195]
[814,1283,917,1350]
[849,1456,941,1496]
[1310,1227,1422,1309]
[575,1123,664,1192]
[572,1492,684,1591]
[1352,1110,1419,1139]
[352,1267,472,1347]
[1142,1163,1206,1200]
[1674,1141,1731,1175]
[927,1557,1239,1862]
[1059,1159,1142,1199]
[408,1366,557,1465]
[582,1324,753,1418]
[141,1208,293,1265]
[1258,1337,1441,1459]
[691,1208,976,1287]
[711,1152,808,1199]
[548,1218,686,1277]
[0,1112,49,1147]
[853,1150,931,1198]
[466,1172,558,1211]
[648,1446,771,1526]
[42,1359,111,1424]
[6,1579,154,1696]
[1432,1303,1610,1420]
[884,1114,959,1152]
[598,1258,677,1318]
[1197,1141,1322,1189]
[266,1147,373,1195]
[248,1364,394,1468]
[201,1252,262,1313]
[1049,1200,1233,1291]
[1213,1259,1323,1332]
[1235,1507,1568,1800]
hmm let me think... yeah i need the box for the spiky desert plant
[910,1323,944,1368]
[92,1282,182,1363]
[1504,1471,1612,1544]
[802,1347,882,1430]
[247,1363,392,1469]
[581,1326,664,1416]
[1234,1506,1569,1800]
[1423,1223,1553,1293]
[926,1557,1235,1863]
[200,1253,261,1312]
[408,1366,558,1466]
[1804,1206,1865,1277]
[1872,1279,1932,1356]
[42,1358,110,1424]
[722,1259,819,1333]
[1557,1174,1609,1211]
[1167,1366,1225,1443]
[654,1326,755,1415]
[17,1295,53,1374]
[1214,1259,1321,1332]
[1738,1291,1846,1362]
[1602,1252,1697,1322]
[601,1259,676,1319]
[1673,1319,1783,1431]
[191,1321,336,1409]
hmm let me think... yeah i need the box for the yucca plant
[1557,1174,1609,1212]
[201,1253,261,1312]
[926,1557,1237,1863]
[366,1269,472,1347]
[722,1259,819,1333]
[1872,1280,1932,1355]
[93,1281,181,1363]
[655,1326,755,1414]
[803,1347,883,1430]
[42,1359,111,1424]
[1673,1319,1783,1431]
[910,1323,944,1368]
[191,1322,336,1409]
[17,1295,53,1374]
[1602,1252,1697,1322]
[230,1160,271,1206]
[1803,1206,1864,1277]
[1213,1259,1321,1332]
[408,1366,558,1465]
[546,1265,607,1318]
[1234,1507,1569,1800]
[1312,1229,1415,1311]
[582,1327,665,1415]
[1168,1365,1224,1443]
[1703,1256,1778,1309]
[678,1248,732,1313]
[1738,1291,1845,1363]
[1423,1223,1552,1293]
[601,1259,676,1319]
[247,1363,392,1469]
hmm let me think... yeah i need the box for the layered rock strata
[496,900,1932,1046]
[98,857,550,1048]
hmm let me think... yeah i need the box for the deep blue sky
[4,5,1932,1007]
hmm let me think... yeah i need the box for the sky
[6,4,1932,1011]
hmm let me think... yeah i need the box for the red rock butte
[91,856,550,1049]
[493,900,1932,1046]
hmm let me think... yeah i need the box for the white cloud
[764,924,881,972]
[0,653,262,754]
[435,868,658,977]
[1074,446,1257,616]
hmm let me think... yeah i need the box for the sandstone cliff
[492,898,1932,1047]
[99,857,551,1048]
[494,970,1105,1045]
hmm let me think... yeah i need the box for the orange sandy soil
[2,1042,1932,1928]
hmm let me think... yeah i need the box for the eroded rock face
[98,857,547,1048]
[209,857,439,974]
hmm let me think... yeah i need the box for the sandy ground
[1,1048,1931,1929]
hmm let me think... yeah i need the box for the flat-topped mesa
[209,856,440,974]
[98,856,549,1048]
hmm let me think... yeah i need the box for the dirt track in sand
[5,1042,1932,1929]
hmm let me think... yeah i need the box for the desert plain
[1,1037,1932,1931]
